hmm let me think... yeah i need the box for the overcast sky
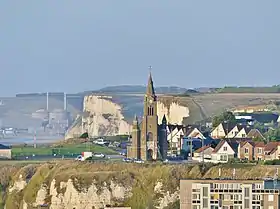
[0,1,279,96]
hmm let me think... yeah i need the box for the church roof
[146,71,155,96]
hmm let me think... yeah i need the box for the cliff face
[4,162,280,209]
[66,95,132,138]
[66,94,202,138]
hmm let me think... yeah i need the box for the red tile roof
[194,145,212,153]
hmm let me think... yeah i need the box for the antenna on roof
[232,168,236,179]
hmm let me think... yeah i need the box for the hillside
[3,162,280,209]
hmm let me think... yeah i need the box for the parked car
[93,138,109,146]
[93,153,105,158]
[122,158,133,163]
[134,159,144,164]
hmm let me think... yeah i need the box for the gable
[226,125,239,138]
[211,123,226,137]
[188,128,205,139]
[215,141,235,155]
[234,128,247,138]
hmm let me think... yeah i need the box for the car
[122,158,132,163]
[75,155,83,161]
[134,159,144,164]
[163,159,169,163]
[119,151,126,156]
[93,153,105,158]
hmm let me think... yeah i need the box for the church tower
[141,69,159,160]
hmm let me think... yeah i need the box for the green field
[11,143,118,157]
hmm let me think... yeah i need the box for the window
[244,199,250,208]
[245,148,249,154]
[202,198,208,208]
[202,187,208,197]
[253,194,261,200]
[244,188,250,197]
[268,194,274,201]
[242,134,246,137]
[223,146,227,151]
[258,148,262,154]
[192,194,200,200]
[268,206,274,209]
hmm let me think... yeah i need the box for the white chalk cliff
[66,95,132,138]
[157,101,189,125]
[66,95,192,138]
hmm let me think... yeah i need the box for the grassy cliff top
[4,162,280,209]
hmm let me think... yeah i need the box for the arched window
[147,132,153,141]
[148,106,153,116]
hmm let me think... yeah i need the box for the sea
[0,135,61,146]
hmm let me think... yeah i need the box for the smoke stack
[46,92,49,111]
[64,92,67,111]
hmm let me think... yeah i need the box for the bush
[264,160,280,165]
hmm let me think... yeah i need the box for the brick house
[238,141,254,161]
[253,142,266,161]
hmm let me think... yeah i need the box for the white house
[167,125,184,155]
[192,145,214,162]
[187,127,206,139]
[225,125,239,138]
[211,122,237,139]
[211,140,237,163]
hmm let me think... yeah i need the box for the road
[13,154,124,161]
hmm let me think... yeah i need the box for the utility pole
[202,136,205,170]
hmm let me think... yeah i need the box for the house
[211,140,238,163]
[251,112,280,126]
[253,142,266,161]
[247,128,265,140]
[167,125,207,156]
[234,125,252,138]
[192,145,215,161]
[236,112,280,126]
[263,142,280,161]
[210,122,237,139]
[184,127,206,139]
[181,137,216,159]
[0,144,11,159]
[167,125,184,155]
[238,140,254,161]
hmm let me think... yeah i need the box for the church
[127,72,168,161]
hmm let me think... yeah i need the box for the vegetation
[264,159,280,165]
[11,143,117,157]
[212,111,236,127]
[216,86,280,93]
[3,162,280,208]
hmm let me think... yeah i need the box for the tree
[265,128,280,141]
[212,111,236,127]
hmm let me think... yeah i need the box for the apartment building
[180,179,280,209]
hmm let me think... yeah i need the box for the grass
[11,143,117,157]
[5,162,280,209]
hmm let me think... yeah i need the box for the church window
[147,132,153,141]
[148,106,153,116]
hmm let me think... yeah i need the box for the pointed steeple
[162,114,167,124]
[133,114,139,128]
[146,66,155,96]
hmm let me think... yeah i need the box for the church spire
[146,66,155,96]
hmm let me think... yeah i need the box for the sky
[0,1,280,96]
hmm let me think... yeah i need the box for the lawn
[12,143,118,157]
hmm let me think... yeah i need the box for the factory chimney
[64,92,67,111]
[46,92,49,111]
